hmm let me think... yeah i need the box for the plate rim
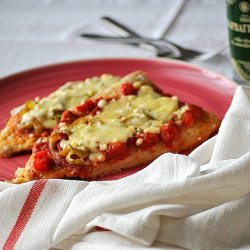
[0,57,238,90]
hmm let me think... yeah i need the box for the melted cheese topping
[60,85,180,159]
[20,74,121,128]
[69,123,135,152]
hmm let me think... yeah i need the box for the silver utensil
[98,16,226,62]
[81,34,193,59]
[100,1,186,56]
[101,16,178,57]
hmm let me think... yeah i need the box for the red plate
[0,58,236,181]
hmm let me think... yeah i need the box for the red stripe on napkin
[3,180,47,250]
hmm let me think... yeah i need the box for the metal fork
[93,16,226,62]
[100,16,178,58]
[81,33,227,63]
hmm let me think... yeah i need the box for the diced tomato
[160,120,179,146]
[33,140,55,160]
[76,99,96,114]
[105,142,129,160]
[120,82,137,95]
[140,132,159,149]
[145,132,159,144]
[61,110,77,123]
[33,150,50,172]
[90,106,101,116]
[182,105,202,127]
[75,98,102,116]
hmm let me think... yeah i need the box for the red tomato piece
[106,142,129,160]
[182,105,203,127]
[182,111,194,127]
[32,141,53,159]
[160,120,179,146]
[76,99,96,115]
[76,98,103,116]
[33,150,50,172]
[90,106,101,116]
[61,110,77,123]
[140,132,159,149]
[120,82,137,95]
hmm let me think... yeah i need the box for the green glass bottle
[227,0,250,83]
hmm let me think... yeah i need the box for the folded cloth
[1,86,250,250]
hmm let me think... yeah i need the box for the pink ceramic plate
[0,58,236,181]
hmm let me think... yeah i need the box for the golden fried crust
[0,113,39,157]
[173,110,220,152]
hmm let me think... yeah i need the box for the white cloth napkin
[0,86,250,250]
